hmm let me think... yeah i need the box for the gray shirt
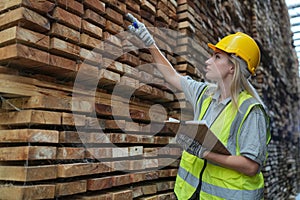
[180,76,268,169]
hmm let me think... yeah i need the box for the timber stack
[0,0,299,200]
[0,0,181,199]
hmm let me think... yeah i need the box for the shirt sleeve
[180,76,207,107]
[238,105,268,171]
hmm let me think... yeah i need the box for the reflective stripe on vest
[177,165,198,188]
[201,181,264,199]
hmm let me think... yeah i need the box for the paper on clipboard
[165,120,231,155]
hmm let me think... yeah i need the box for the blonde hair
[228,55,266,111]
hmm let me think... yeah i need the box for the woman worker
[126,13,271,200]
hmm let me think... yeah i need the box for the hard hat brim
[208,43,217,51]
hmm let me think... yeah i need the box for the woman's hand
[126,13,155,47]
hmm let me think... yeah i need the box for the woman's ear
[228,58,235,74]
[230,64,235,74]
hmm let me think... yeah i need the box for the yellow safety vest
[174,88,271,200]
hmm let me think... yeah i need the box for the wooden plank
[85,117,107,130]
[134,84,153,97]
[87,176,113,190]
[156,9,169,24]
[80,33,103,51]
[57,162,111,178]
[2,96,63,111]
[112,174,131,186]
[50,22,80,43]
[35,54,78,78]
[85,147,112,159]
[2,95,93,113]
[0,110,61,126]
[76,62,100,84]
[103,32,122,47]
[103,42,123,58]
[129,160,145,170]
[57,147,85,160]
[55,180,87,197]
[139,70,154,83]
[130,142,145,154]
[0,129,59,143]
[62,112,86,126]
[133,186,143,198]
[0,184,55,200]
[118,76,140,92]
[83,9,106,28]
[0,165,57,181]
[174,63,195,75]
[130,171,146,183]
[157,192,176,200]
[0,43,49,68]
[144,148,158,158]
[0,66,19,76]
[0,146,56,161]
[158,158,179,168]
[104,119,126,130]
[83,0,106,15]
[105,7,123,26]
[137,195,157,200]
[50,37,80,59]
[59,131,111,144]
[142,184,157,195]
[141,0,156,14]
[156,181,175,192]
[74,193,112,200]
[106,133,173,144]
[0,0,55,14]
[98,68,120,86]
[52,6,81,30]
[110,189,133,200]
[119,53,140,67]
[105,19,124,35]
[0,26,49,50]
[122,63,140,78]
[112,147,129,158]
[125,0,140,12]
[0,73,70,96]
[144,159,158,168]
[144,171,159,180]
[111,160,130,171]
[81,19,103,39]
[56,0,84,16]
[0,79,40,97]
[158,169,178,178]
[106,0,126,14]
[0,7,50,32]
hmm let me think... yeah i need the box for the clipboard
[165,120,231,155]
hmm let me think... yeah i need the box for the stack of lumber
[0,0,299,199]
[175,1,300,198]
[0,0,181,199]
[0,70,181,199]
[168,0,210,121]
[252,0,300,198]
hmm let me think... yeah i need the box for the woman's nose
[205,57,212,64]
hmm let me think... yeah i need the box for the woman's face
[205,50,234,82]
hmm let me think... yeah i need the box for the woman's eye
[215,55,220,59]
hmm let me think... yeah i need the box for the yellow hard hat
[208,32,260,75]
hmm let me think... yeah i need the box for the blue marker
[133,21,139,29]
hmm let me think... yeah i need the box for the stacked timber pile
[253,0,300,198]
[0,0,182,199]
[0,0,299,199]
